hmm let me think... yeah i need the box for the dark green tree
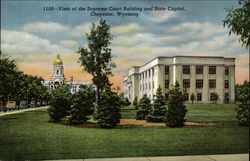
[48,85,72,122]
[124,97,130,106]
[212,93,219,104]
[136,94,152,120]
[147,86,166,122]
[133,96,138,110]
[165,82,187,127]
[190,93,195,104]
[77,19,115,100]
[69,86,95,124]
[94,91,121,128]
[235,81,250,126]
[223,0,250,50]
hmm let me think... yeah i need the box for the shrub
[95,91,121,128]
[235,81,250,126]
[190,93,195,104]
[69,86,95,125]
[147,86,166,122]
[48,85,71,122]
[124,97,130,106]
[136,94,151,120]
[165,82,187,127]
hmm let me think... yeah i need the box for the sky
[1,0,249,91]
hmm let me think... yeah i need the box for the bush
[124,97,130,106]
[48,85,71,122]
[69,87,95,125]
[165,82,187,127]
[95,91,121,128]
[235,81,250,126]
[136,94,151,120]
[147,86,166,122]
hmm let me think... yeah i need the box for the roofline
[139,55,235,69]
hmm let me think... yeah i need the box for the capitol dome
[54,55,63,65]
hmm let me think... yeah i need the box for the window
[210,93,216,101]
[145,72,147,78]
[152,68,154,76]
[183,65,190,74]
[149,82,151,89]
[140,85,142,91]
[184,93,189,101]
[197,93,202,101]
[209,66,216,74]
[225,67,229,75]
[183,79,190,88]
[149,70,151,77]
[196,66,203,74]
[165,80,169,89]
[209,79,216,88]
[165,66,169,74]
[224,93,229,103]
[143,84,144,90]
[196,79,203,88]
[225,80,229,88]
[56,70,59,74]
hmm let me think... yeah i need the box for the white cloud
[60,40,78,47]
[1,29,71,54]
[112,23,144,35]
[70,22,93,37]
[22,21,69,33]
[146,11,177,23]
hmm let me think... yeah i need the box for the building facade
[124,56,235,104]
[43,55,93,94]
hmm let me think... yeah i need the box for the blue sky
[1,0,248,86]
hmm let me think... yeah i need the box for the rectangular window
[209,79,216,88]
[152,68,154,76]
[165,80,169,89]
[184,93,189,101]
[183,65,190,74]
[196,79,203,88]
[210,93,215,101]
[225,67,229,75]
[209,66,216,74]
[165,66,169,74]
[149,82,151,89]
[225,80,229,88]
[224,93,229,103]
[196,66,203,74]
[183,79,190,88]
[140,85,142,91]
[149,70,151,77]
[197,93,202,101]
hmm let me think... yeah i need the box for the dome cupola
[54,55,63,65]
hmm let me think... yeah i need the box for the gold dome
[54,55,63,65]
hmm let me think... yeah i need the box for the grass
[0,104,248,160]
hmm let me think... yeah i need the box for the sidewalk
[0,106,48,117]
[46,154,249,161]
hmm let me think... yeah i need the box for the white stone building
[123,56,235,104]
[43,55,93,94]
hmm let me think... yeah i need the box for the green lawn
[0,104,248,160]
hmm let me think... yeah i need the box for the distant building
[43,55,93,94]
[124,56,235,104]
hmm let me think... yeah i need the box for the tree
[165,82,187,127]
[223,0,250,50]
[133,96,138,110]
[124,97,130,106]
[136,94,152,120]
[190,93,195,104]
[69,86,95,124]
[147,86,167,122]
[94,91,121,128]
[77,19,115,100]
[235,81,250,126]
[48,85,72,122]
